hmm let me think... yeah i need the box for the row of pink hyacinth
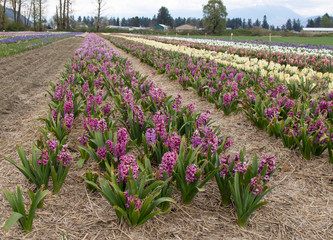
[84,34,277,191]
[55,33,278,224]
[71,34,218,185]
[106,35,333,162]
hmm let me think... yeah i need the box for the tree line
[0,0,46,31]
[75,14,203,29]
[54,0,72,30]
[306,13,333,28]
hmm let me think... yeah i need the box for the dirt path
[105,40,333,239]
[0,36,84,238]
[0,37,84,155]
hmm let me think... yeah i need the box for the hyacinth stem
[182,192,197,205]
[237,217,247,227]
[221,194,231,206]
[183,198,192,205]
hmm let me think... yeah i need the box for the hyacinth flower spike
[173,138,217,205]
[228,150,277,226]
[86,162,175,227]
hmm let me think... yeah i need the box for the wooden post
[269,32,271,42]
[205,33,207,38]
[188,33,189,37]
[231,33,233,40]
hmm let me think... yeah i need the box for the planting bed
[0,33,332,240]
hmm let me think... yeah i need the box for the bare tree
[38,0,41,30]
[66,0,70,29]
[62,0,65,28]
[55,4,59,28]
[17,0,22,24]
[31,0,36,29]
[22,0,32,25]
[58,0,62,29]
[0,0,7,30]
[10,0,16,22]
[56,0,72,30]
[96,0,106,32]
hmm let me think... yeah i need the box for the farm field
[0,33,332,240]
[170,35,333,46]
[0,32,82,58]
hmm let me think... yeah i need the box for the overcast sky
[45,0,333,20]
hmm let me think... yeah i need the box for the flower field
[144,35,333,72]
[0,32,82,57]
[103,33,333,162]
[0,33,332,239]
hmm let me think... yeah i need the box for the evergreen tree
[247,18,252,29]
[297,19,302,31]
[262,15,269,29]
[292,18,302,32]
[157,6,173,26]
[306,19,315,27]
[130,16,140,27]
[254,18,261,27]
[90,16,94,27]
[314,16,321,27]
[286,19,292,30]
[120,17,127,26]
[320,13,333,27]
[174,16,186,27]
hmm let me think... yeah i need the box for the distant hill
[227,5,305,27]
[5,7,31,26]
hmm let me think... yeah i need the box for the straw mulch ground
[0,36,332,240]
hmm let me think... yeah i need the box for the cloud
[45,0,333,20]
[224,0,333,17]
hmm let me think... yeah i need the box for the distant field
[171,35,333,46]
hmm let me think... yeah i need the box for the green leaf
[131,209,141,226]
[77,158,87,168]
[4,157,39,187]
[16,186,26,218]
[142,180,163,198]
[113,206,131,225]
[137,210,161,226]
[238,201,268,227]
[3,189,16,211]
[198,168,217,188]
[26,189,49,231]
[78,145,100,163]
[3,212,24,232]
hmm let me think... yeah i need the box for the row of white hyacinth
[152,35,333,58]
